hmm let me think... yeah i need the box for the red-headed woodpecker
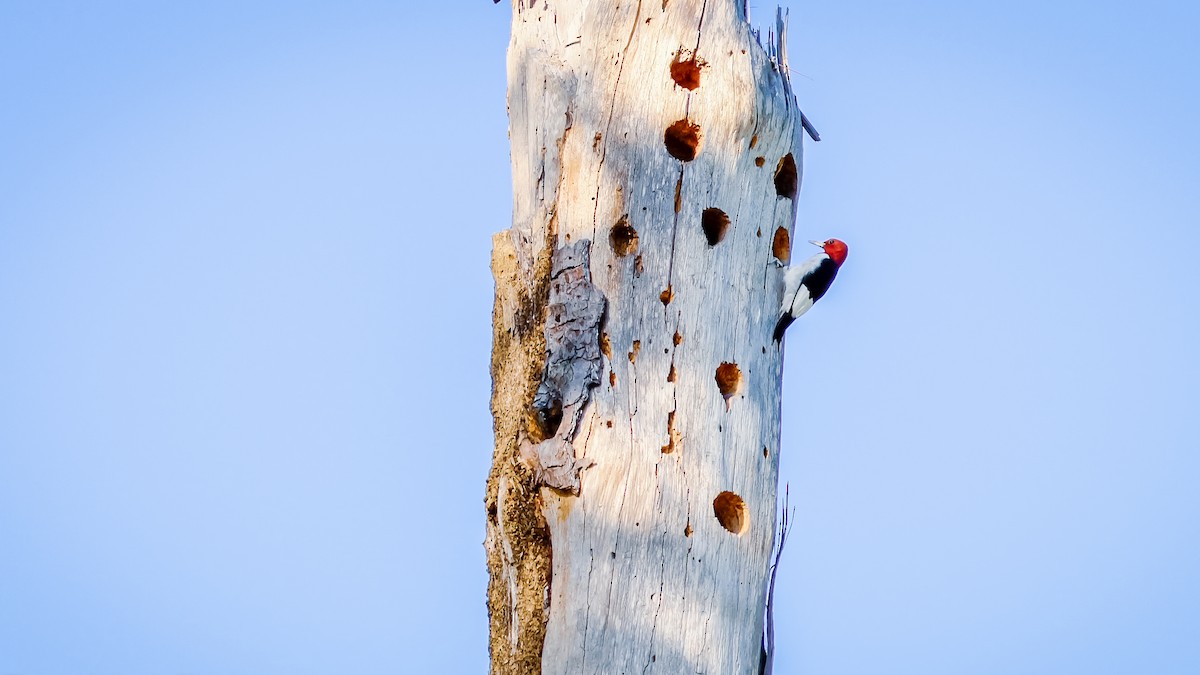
[773,238,848,342]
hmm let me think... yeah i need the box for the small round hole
[665,119,702,161]
[610,217,638,257]
[754,156,765,167]
[701,208,730,246]
[713,491,749,535]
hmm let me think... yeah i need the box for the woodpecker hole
[701,208,730,246]
[634,254,644,276]
[715,362,743,406]
[599,332,612,360]
[674,176,683,213]
[665,119,702,161]
[749,134,759,149]
[660,286,674,305]
[774,153,798,199]
[669,51,703,90]
[610,217,638,257]
[667,365,677,382]
[772,226,791,263]
[713,491,749,535]
[606,420,614,428]
[673,331,682,345]
[609,371,617,387]
[629,340,641,363]
[754,156,766,167]
[532,398,563,440]
[763,446,770,458]
[684,522,693,537]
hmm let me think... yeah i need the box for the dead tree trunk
[485,2,808,672]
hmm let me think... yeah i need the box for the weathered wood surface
[485,1,808,672]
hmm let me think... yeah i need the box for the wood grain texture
[487,1,809,672]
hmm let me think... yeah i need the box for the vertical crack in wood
[590,0,644,243]
[761,487,795,675]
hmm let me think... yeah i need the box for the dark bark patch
[524,240,607,494]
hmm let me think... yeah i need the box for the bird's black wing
[800,258,839,303]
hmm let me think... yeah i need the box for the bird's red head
[811,238,848,266]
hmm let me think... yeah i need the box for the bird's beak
[809,239,825,248]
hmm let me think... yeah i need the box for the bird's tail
[772,315,794,343]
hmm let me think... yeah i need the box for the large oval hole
[713,491,749,535]
[774,153,798,199]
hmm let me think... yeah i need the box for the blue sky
[1,2,1197,674]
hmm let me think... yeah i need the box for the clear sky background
[1,2,1197,674]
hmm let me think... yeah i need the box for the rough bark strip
[485,233,555,675]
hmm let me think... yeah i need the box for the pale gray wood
[492,1,811,672]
